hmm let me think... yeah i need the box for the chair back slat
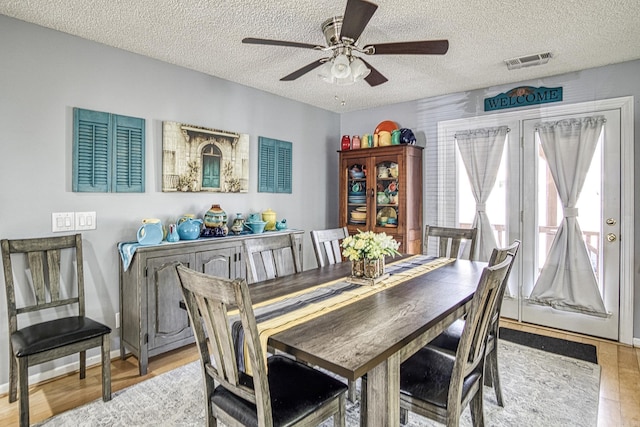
[242,234,301,284]
[487,240,520,332]
[310,227,348,268]
[424,225,477,260]
[176,264,272,418]
[2,234,84,332]
[448,254,511,408]
[27,251,48,305]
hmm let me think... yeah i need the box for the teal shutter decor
[114,114,145,192]
[258,137,292,194]
[73,108,145,192]
[276,141,292,193]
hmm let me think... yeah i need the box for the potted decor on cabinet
[341,230,400,281]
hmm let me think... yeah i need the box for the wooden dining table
[244,254,486,427]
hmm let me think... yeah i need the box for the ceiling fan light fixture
[318,61,335,83]
[350,57,370,81]
[331,54,352,79]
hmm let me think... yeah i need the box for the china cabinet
[339,145,423,253]
[119,230,303,375]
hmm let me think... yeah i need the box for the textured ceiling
[2,0,640,113]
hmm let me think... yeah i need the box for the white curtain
[455,126,508,262]
[529,116,608,316]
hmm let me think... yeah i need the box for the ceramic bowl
[350,211,367,220]
[350,170,365,179]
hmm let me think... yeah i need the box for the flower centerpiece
[341,230,401,279]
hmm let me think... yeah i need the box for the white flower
[341,230,400,261]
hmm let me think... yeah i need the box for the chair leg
[9,345,17,403]
[359,377,367,427]
[488,347,504,406]
[79,350,86,379]
[469,381,485,427]
[18,357,29,427]
[101,335,112,401]
[334,393,346,427]
[400,407,409,425]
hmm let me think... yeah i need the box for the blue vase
[167,224,179,242]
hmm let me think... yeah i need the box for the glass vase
[351,259,364,277]
[363,257,385,279]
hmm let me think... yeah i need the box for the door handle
[606,233,617,242]
[606,218,617,226]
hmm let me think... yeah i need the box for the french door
[517,109,620,340]
[440,97,634,342]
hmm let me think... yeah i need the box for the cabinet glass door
[347,162,369,227]
[374,160,399,230]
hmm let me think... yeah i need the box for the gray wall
[0,15,340,387]
[341,60,640,339]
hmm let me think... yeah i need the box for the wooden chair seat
[11,316,110,357]
[212,355,347,426]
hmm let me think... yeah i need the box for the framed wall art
[162,121,249,192]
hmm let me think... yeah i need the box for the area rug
[499,327,598,364]
[36,340,600,427]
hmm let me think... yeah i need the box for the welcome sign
[484,86,562,111]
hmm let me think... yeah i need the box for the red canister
[341,135,351,150]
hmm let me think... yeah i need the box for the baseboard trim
[0,349,122,396]
[633,337,640,348]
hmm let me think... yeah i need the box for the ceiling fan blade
[360,59,388,87]
[242,37,321,50]
[364,40,449,55]
[339,0,378,42]
[280,59,326,81]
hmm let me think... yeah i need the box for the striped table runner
[232,255,455,374]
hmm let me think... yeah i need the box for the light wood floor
[0,320,638,426]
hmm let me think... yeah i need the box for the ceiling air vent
[505,52,553,70]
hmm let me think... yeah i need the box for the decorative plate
[376,207,397,223]
[374,120,399,135]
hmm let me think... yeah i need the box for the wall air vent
[504,52,553,70]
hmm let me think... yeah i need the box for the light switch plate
[76,211,97,230]
[52,212,75,232]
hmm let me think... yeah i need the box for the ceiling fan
[242,0,449,87]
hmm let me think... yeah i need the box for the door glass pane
[375,160,399,229]
[456,142,508,246]
[535,132,603,290]
[347,163,368,226]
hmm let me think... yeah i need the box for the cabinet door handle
[369,188,374,197]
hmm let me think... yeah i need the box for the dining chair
[1,234,112,427]
[424,225,477,260]
[310,227,348,268]
[361,253,512,427]
[426,240,520,407]
[175,264,347,427]
[404,253,512,426]
[242,233,302,284]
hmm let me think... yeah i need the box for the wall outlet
[76,211,97,230]
[115,312,120,329]
[52,212,75,232]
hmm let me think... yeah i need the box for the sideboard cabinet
[339,145,423,254]
[119,230,304,375]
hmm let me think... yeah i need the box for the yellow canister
[262,208,277,231]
